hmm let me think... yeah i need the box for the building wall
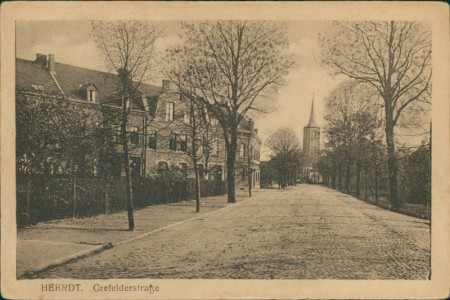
[235,128,261,194]
[16,56,262,186]
[143,87,227,179]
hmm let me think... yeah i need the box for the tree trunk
[345,161,351,193]
[26,176,32,226]
[374,164,379,204]
[104,175,109,214]
[364,168,368,200]
[355,162,361,196]
[226,130,237,203]
[338,169,342,190]
[248,167,252,197]
[331,169,336,189]
[72,174,76,218]
[193,161,201,212]
[122,98,135,231]
[123,152,134,230]
[226,153,236,203]
[385,120,399,210]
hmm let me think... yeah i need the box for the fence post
[364,169,368,200]
[72,175,76,218]
[26,176,32,226]
[104,178,109,214]
[164,181,168,204]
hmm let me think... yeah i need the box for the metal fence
[16,174,226,227]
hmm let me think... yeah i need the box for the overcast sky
[22,20,425,160]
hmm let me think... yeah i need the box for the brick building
[16,53,261,189]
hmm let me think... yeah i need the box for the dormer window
[31,84,44,91]
[80,83,98,103]
[87,89,97,103]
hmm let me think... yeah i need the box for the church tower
[303,95,320,167]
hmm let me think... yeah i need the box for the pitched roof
[16,57,163,111]
[16,58,61,94]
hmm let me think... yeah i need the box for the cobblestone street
[31,185,430,279]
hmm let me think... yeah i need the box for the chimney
[48,54,56,75]
[162,80,171,92]
[35,53,47,67]
[249,118,254,131]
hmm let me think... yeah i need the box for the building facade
[235,118,262,194]
[16,53,261,189]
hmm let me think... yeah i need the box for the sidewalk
[17,192,255,278]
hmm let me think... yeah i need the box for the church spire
[306,93,319,128]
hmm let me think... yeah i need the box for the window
[197,144,203,156]
[239,144,246,158]
[148,130,157,150]
[212,139,220,156]
[179,162,188,177]
[87,90,97,103]
[213,165,223,181]
[157,161,169,174]
[169,133,177,151]
[197,164,204,179]
[129,126,140,145]
[130,157,141,176]
[184,106,190,124]
[165,102,175,121]
[113,124,121,143]
[179,134,188,153]
[241,167,247,181]
[202,136,208,154]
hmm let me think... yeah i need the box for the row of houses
[16,53,261,191]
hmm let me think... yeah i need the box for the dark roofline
[16,56,162,91]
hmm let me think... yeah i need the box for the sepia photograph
[1,2,449,299]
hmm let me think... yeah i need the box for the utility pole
[142,115,148,178]
[247,133,252,197]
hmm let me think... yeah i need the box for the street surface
[31,185,430,279]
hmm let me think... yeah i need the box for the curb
[18,194,260,279]
[18,242,113,279]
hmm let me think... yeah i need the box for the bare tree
[321,21,431,210]
[168,21,294,203]
[90,20,164,230]
[267,127,301,156]
[323,81,381,194]
[266,127,303,188]
[177,85,216,212]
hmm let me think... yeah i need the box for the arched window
[239,144,246,158]
[179,162,188,177]
[197,164,204,179]
[129,126,140,145]
[157,161,169,174]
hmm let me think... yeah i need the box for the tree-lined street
[30,185,430,280]
[15,20,432,283]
